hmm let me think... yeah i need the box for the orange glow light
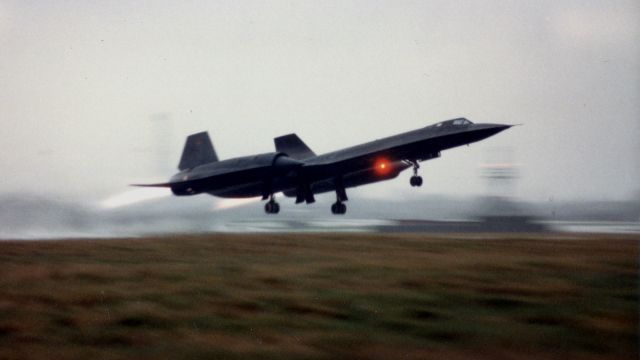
[374,158,392,175]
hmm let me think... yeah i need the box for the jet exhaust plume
[213,197,261,211]
[100,188,171,209]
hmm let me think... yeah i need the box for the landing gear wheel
[331,202,347,215]
[410,175,423,187]
[264,198,280,214]
[407,160,423,187]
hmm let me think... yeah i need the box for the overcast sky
[0,0,638,203]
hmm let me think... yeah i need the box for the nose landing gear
[410,175,423,187]
[408,160,423,187]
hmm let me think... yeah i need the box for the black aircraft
[137,118,511,214]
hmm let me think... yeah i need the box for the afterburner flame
[213,197,261,210]
[100,188,171,209]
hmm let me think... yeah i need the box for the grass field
[0,233,637,359]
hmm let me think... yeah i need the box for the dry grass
[0,233,637,359]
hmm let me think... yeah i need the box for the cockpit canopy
[433,118,474,128]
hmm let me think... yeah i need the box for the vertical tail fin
[274,133,316,160]
[178,132,218,170]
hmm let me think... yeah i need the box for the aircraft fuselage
[137,117,512,214]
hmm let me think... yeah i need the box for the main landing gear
[331,177,348,215]
[408,160,423,187]
[264,195,280,214]
[331,201,347,215]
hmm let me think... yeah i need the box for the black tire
[273,202,280,214]
[415,176,423,187]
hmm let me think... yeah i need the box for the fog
[1,0,639,203]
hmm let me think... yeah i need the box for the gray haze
[1,0,639,203]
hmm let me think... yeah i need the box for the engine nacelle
[231,152,303,174]
[238,152,303,170]
[170,183,201,196]
[169,152,303,196]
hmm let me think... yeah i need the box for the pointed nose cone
[273,155,304,170]
[486,123,512,131]
[460,123,514,145]
[493,124,512,134]
[476,123,514,137]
